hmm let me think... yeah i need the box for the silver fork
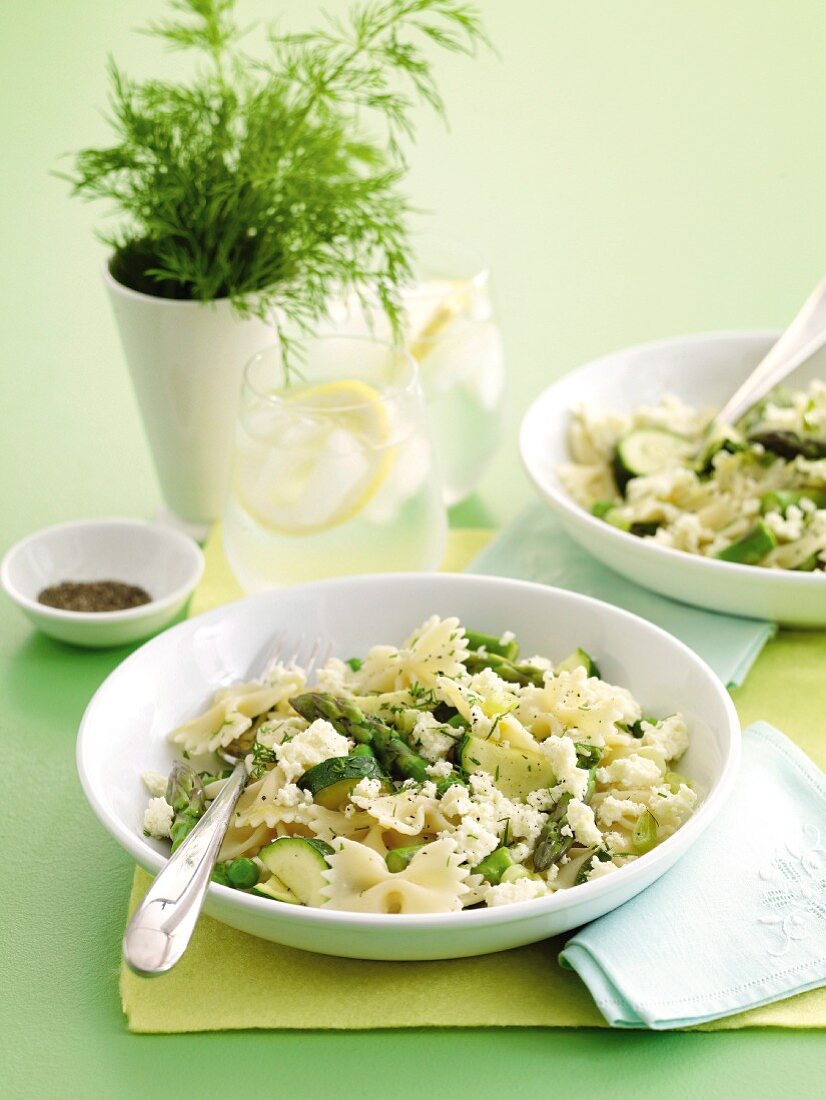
[122,634,330,977]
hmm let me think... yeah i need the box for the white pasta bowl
[77,573,739,961]
[520,331,826,626]
[1,518,204,648]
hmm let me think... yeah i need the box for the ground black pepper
[37,580,152,613]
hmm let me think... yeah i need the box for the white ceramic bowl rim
[521,328,826,589]
[76,571,740,931]
[1,517,205,623]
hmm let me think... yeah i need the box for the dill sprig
[62,0,487,375]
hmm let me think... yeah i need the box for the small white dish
[1,518,204,648]
[77,572,739,961]
[520,331,826,627]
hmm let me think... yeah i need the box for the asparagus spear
[465,629,520,661]
[533,792,573,871]
[165,761,206,852]
[533,750,603,872]
[464,651,545,687]
[748,429,826,461]
[290,693,431,784]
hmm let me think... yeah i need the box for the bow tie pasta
[140,617,698,912]
[560,380,826,571]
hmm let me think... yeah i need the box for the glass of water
[403,236,506,505]
[223,335,447,591]
[322,235,506,506]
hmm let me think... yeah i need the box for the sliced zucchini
[385,844,426,873]
[252,874,300,905]
[457,734,556,800]
[715,521,777,565]
[473,846,514,885]
[465,629,520,661]
[297,754,391,810]
[258,837,334,907]
[555,647,601,678]
[612,429,692,493]
[760,488,826,515]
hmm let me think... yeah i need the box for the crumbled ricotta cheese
[485,877,550,906]
[764,504,806,542]
[351,776,384,801]
[603,830,629,855]
[468,667,513,699]
[437,772,547,868]
[649,783,698,835]
[411,712,456,763]
[537,736,590,799]
[596,795,645,829]
[586,857,619,882]
[275,719,351,783]
[143,796,174,839]
[314,657,351,695]
[639,714,689,763]
[521,655,553,672]
[597,753,664,790]
[499,630,516,646]
[425,759,453,779]
[141,770,168,798]
[566,799,603,848]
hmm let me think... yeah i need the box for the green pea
[211,862,231,886]
[345,657,362,672]
[227,857,259,889]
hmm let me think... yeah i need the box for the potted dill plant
[65,0,485,530]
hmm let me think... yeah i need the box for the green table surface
[3,0,826,1096]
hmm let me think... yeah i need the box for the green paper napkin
[120,863,826,1033]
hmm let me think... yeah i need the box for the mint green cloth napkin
[560,723,826,1029]
[469,503,776,687]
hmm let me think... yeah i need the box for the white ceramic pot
[104,263,274,529]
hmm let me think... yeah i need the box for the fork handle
[122,762,248,976]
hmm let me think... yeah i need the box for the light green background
[1,1,825,1097]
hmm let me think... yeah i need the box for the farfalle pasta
[141,617,699,913]
[560,380,826,571]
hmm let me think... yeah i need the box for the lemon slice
[408,279,470,361]
[234,379,395,536]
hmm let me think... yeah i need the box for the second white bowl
[520,331,826,626]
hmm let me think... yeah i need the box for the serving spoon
[123,635,329,977]
[617,278,826,485]
[716,276,826,428]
